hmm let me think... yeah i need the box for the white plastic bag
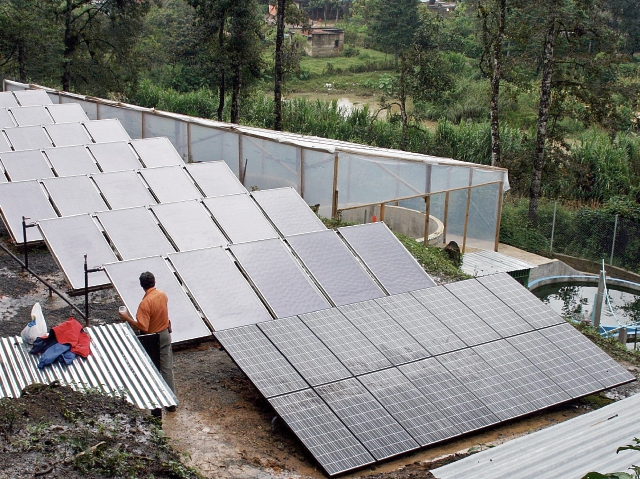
[20,303,47,344]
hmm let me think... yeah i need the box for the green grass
[298,48,392,76]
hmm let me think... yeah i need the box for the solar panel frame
[0,109,15,128]
[151,200,227,251]
[315,378,420,460]
[168,247,272,331]
[4,125,52,151]
[436,347,537,421]
[358,367,460,446]
[9,106,52,127]
[375,293,467,356]
[507,330,602,399]
[44,122,92,147]
[46,104,89,124]
[96,207,175,260]
[91,170,156,210]
[215,325,307,397]
[83,119,130,143]
[0,150,54,181]
[472,340,571,410]
[268,389,375,476]
[230,238,331,318]
[44,145,100,177]
[139,166,203,203]
[13,90,53,107]
[287,230,385,307]
[338,223,436,295]
[0,180,57,242]
[0,92,19,108]
[251,187,326,236]
[0,133,11,153]
[476,273,563,328]
[130,137,184,168]
[104,256,211,343]
[539,323,635,389]
[258,316,351,386]
[339,301,430,366]
[411,287,501,347]
[445,278,534,337]
[399,358,499,433]
[38,214,117,290]
[185,161,247,197]
[42,175,108,216]
[299,308,392,375]
[202,194,279,244]
[87,141,142,172]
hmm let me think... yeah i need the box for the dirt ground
[1,221,639,478]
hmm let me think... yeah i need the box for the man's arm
[118,310,142,331]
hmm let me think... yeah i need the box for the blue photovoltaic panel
[0,180,57,242]
[338,223,436,295]
[203,194,278,244]
[44,145,100,177]
[251,187,326,236]
[268,389,375,476]
[4,125,52,151]
[83,119,130,143]
[215,325,307,398]
[230,238,330,318]
[445,278,533,337]
[10,106,52,126]
[507,330,603,398]
[42,176,108,216]
[168,247,272,331]
[130,137,184,168]
[287,230,385,306]
[258,316,351,386]
[0,109,15,128]
[299,308,392,375]
[399,358,499,434]
[0,150,54,181]
[44,122,92,147]
[139,166,203,203]
[411,287,500,347]
[185,162,246,197]
[436,347,537,421]
[476,273,562,328]
[97,207,174,260]
[88,141,142,172]
[13,90,52,107]
[38,214,116,290]
[472,340,571,410]
[375,293,466,356]
[151,200,227,251]
[339,301,429,366]
[91,170,156,210]
[315,378,419,460]
[46,104,89,124]
[539,323,635,389]
[358,367,459,446]
[104,255,211,343]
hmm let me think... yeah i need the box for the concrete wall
[307,32,344,57]
[553,253,640,284]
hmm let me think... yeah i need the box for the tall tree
[368,0,420,66]
[274,0,286,130]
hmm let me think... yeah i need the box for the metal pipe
[0,240,87,320]
[84,254,104,327]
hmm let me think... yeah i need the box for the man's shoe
[165,405,177,412]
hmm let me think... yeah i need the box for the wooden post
[238,132,244,183]
[141,111,146,138]
[461,186,472,253]
[442,191,449,245]
[423,195,431,246]
[379,203,386,222]
[331,153,339,219]
[187,122,192,163]
[494,181,504,252]
[299,147,305,198]
[96,102,101,120]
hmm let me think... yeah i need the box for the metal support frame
[21,216,37,270]
[84,254,103,327]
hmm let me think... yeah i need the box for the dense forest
[1,0,639,265]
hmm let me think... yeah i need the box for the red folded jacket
[52,317,91,358]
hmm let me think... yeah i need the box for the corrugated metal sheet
[462,250,536,277]
[0,323,177,410]
[433,391,640,479]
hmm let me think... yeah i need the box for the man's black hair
[139,271,155,290]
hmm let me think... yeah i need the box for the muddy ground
[1,222,639,479]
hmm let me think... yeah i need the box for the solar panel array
[216,273,635,476]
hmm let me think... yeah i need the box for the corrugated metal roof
[0,322,177,410]
[462,250,536,277]
[433,391,640,479]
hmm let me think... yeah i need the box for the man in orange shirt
[119,271,176,411]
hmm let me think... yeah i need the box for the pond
[534,282,640,328]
